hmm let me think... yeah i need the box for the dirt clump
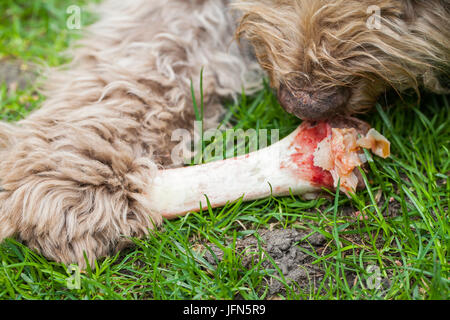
[203,228,329,296]
[0,59,37,91]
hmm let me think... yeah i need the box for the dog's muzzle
[278,84,350,121]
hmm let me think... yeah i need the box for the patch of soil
[203,228,330,297]
[0,59,37,91]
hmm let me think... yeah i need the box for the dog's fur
[0,0,448,266]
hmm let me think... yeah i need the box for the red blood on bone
[289,121,334,187]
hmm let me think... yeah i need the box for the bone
[147,120,388,219]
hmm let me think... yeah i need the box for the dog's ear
[232,0,305,89]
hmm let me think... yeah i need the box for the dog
[0,0,448,266]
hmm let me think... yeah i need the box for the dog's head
[235,0,449,120]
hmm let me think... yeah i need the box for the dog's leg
[0,0,259,266]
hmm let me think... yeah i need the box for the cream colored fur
[0,0,448,266]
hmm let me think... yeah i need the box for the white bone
[148,122,334,219]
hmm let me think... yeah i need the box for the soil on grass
[202,226,395,298]
[0,59,37,90]
[203,228,330,297]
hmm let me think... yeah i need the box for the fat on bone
[147,121,390,219]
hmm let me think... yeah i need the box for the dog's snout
[278,84,350,121]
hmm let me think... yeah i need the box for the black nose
[278,84,350,120]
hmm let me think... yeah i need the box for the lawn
[0,0,448,300]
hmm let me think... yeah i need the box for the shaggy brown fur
[0,0,449,266]
[0,0,260,266]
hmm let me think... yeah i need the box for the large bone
[148,119,389,219]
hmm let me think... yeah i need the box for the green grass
[0,0,448,300]
[0,0,99,64]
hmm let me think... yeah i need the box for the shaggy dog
[0,0,448,266]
